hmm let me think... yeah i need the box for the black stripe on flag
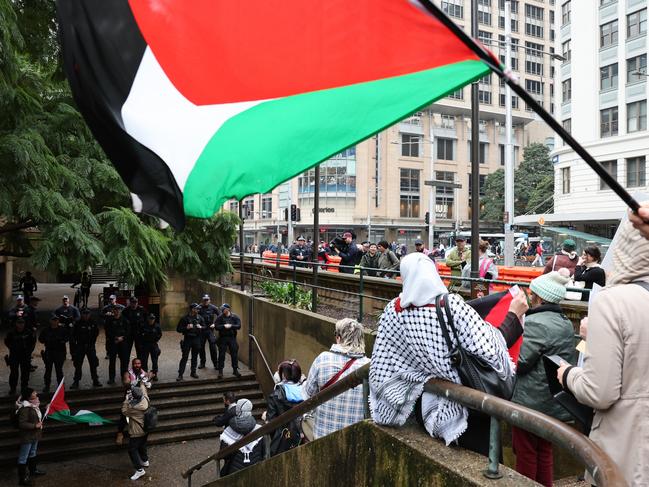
[57,0,186,229]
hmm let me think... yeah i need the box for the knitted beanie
[562,239,577,251]
[530,269,570,303]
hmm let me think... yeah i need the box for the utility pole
[311,164,320,312]
[428,111,435,250]
[470,0,481,295]
[504,0,515,266]
[287,185,294,244]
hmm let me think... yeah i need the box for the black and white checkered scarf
[369,293,514,445]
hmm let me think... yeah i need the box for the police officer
[106,306,130,385]
[102,294,124,359]
[71,308,102,389]
[139,313,162,380]
[122,296,146,359]
[198,294,219,370]
[55,295,80,358]
[4,318,36,395]
[215,303,242,379]
[39,313,69,393]
[176,303,205,381]
[288,236,313,268]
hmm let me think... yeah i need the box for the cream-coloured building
[227,0,557,248]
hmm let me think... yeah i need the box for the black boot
[17,464,31,486]
[233,369,241,378]
[92,379,102,387]
[70,381,79,390]
[27,458,45,476]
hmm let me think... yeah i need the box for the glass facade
[298,148,357,195]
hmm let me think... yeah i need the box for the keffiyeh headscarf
[399,253,448,307]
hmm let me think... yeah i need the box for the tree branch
[0,220,35,234]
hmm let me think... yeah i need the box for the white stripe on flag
[121,48,265,192]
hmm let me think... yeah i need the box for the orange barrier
[325,255,341,272]
[261,251,290,266]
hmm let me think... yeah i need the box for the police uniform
[198,297,219,369]
[4,320,36,394]
[102,298,125,358]
[71,311,101,388]
[106,311,130,384]
[176,305,205,380]
[55,300,80,357]
[215,304,242,377]
[139,314,162,375]
[122,301,146,358]
[39,315,70,392]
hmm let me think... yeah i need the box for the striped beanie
[530,269,570,303]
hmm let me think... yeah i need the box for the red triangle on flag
[45,379,70,417]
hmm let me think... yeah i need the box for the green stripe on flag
[49,409,113,425]
[183,59,489,217]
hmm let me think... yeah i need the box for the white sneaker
[130,469,146,481]
[141,461,150,467]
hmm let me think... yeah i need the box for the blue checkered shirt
[302,347,370,439]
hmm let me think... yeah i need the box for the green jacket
[511,304,577,421]
[445,246,471,276]
[359,252,381,277]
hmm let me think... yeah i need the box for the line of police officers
[4,293,241,394]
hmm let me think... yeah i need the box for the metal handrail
[236,254,592,294]
[424,379,626,486]
[180,362,371,481]
[248,333,275,384]
[181,360,625,486]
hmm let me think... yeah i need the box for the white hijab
[399,253,448,307]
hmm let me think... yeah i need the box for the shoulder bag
[435,294,515,400]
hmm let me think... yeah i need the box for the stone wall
[206,421,536,487]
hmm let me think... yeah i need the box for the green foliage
[259,280,313,311]
[0,0,241,289]
[481,143,554,221]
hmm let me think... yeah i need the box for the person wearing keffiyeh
[369,252,527,456]
[219,399,264,477]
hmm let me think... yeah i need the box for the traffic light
[425,211,430,225]
[290,204,297,221]
[295,207,301,222]
[284,208,289,221]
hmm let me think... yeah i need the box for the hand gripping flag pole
[417,0,643,216]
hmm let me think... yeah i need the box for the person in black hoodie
[4,319,36,396]
[573,245,606,302]
[265,359,304,456]
[39,314,69,393]
[219,399,264,477]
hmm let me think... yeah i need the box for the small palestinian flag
[57,0,491,229]
[467,286,524,363]
[45,379,113,426]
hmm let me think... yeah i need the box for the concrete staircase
[0,373,265,466]
[90,264,120,284]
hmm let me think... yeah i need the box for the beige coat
[567,281,649,486]
[121,393,150,438]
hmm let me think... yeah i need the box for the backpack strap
[435,295,455,355]
[321,358,356,390]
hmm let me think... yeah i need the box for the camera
[329,235,347,252]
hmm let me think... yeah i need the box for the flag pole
[417,0,642,215]
[43,377,65,421]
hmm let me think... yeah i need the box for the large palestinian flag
[44,379,113,426]
[57,0,491,229]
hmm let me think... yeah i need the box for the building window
[562,40,571,62]
[448,89,464,100]
[401,111,424,126]
[627,156,646,187]
[600,63,618,90]
[468,141,489,164]
[478,10,492,26]
[600,20,618,48]
[562,118,572,134]
[298,149,357,195]
[478,88,492,104]
[436,138,455,160]
[600,107,619,137]
[441,0,463,19]
[499,93,520,108]
[468,174,487,198]
[498,0,519,14]
[498,35,520,70]
[562,79,572,103]
[435,171,456,219]
[561,1,571,25]
[229,200,238,213]
[525,3,544,37]
[525,42,544,75]
[243,198,255,218]
[627,54,647,82]
[627,9,647,38]
[478,30,493,46]
[498,15,519,32]
[561,167,571,194]
[627,100,647,132]
[261,194,272,219]
[401,133,421,157]
[440,114,456,129]
[600,160,618,190]
[400,168,420,218]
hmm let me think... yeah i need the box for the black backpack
[10,406,20,429]
[143,406,158,432]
